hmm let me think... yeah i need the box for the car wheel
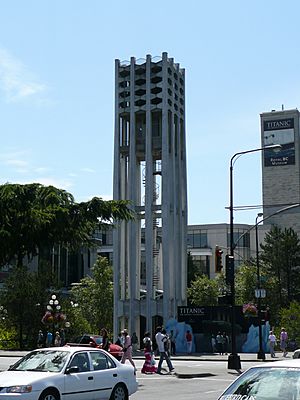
[110,384,128,400]
[38,389,60,400]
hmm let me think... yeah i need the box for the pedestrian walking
[46,331,53,347]
[185,330,193,354]
[121,329,136,371]
[170,329,177,356]
[100,328,110,351]
[162,328,171,357]
[54,331,61,346]
[280,327,288,357]
[37,330,44,348]
[141,331,157,374]
[216,331,223,355]
[59,328,65,346]
[131,332,139,352]
[222,332,229,355]
[269,330,277,358]
[155,326,174,374]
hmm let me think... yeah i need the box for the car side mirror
[89,341,97,348]
[65,366,80,374]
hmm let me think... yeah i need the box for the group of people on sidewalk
[269,327,289,358]
[120,326,194,375]
[212,331,229,355]
[37,329,65,348]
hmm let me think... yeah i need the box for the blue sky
[1,0,299,225]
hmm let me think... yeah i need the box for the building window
[187,230,208,248]
[227,230,250,249]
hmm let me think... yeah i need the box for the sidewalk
[0,349,290,362]
[132,350,289,362]
[134,351,291,378]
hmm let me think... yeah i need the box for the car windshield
[10,350,69,372]
[220,367,300,400]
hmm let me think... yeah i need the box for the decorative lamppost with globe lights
[41,294,66,334]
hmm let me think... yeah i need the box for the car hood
[0,370,58,386]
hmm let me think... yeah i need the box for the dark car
[70,334,123,360]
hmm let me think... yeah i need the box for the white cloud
[81,167,96,173]
[8,177,74,190]
[34,167,51,174]
[0,150,30,171]
[5,159,29,167]
[36,177,74,190]
[77,193,113,202]
[0,47,47,103]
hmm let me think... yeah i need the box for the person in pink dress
[141,331,157,374]
[121,329,136,371]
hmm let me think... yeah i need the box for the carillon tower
[113,52,188,337]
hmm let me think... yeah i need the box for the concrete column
[161,52,171,324]
[113,59,121,340]
[145,54,154,333]
[128,56,137,335]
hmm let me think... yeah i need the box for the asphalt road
[132,359,252,400]
[0,356,260,400]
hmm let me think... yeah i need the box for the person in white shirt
[268,330,277,358]
[155,326,174,374]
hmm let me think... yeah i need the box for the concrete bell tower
[113,52,187,338]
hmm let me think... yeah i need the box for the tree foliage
[70,256,114,333]
[0,263,56,349]
[260,226,300,306]
[187,274,219,306]
[235,263,258,306]
[0,183,133,266]
[278,301,300,344]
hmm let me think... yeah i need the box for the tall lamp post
[255,212,265,360]
[228,144,281,370]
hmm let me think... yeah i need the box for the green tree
[235,263,257,305]
[260,226,300,306]
[0,264,56,349]
[61,300,92,341]
[234,261,281,326]
[70,256,114,333]
[278,301,300,345]
[187,274,219,306]
[0,183,133,266]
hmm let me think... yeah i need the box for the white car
[0,346,138,400]
[219,358,300,400]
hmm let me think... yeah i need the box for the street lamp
[228,144,281,370]
[255,212,265,360]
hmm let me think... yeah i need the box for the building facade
[112,53,188,337]
[260,109,300,231]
